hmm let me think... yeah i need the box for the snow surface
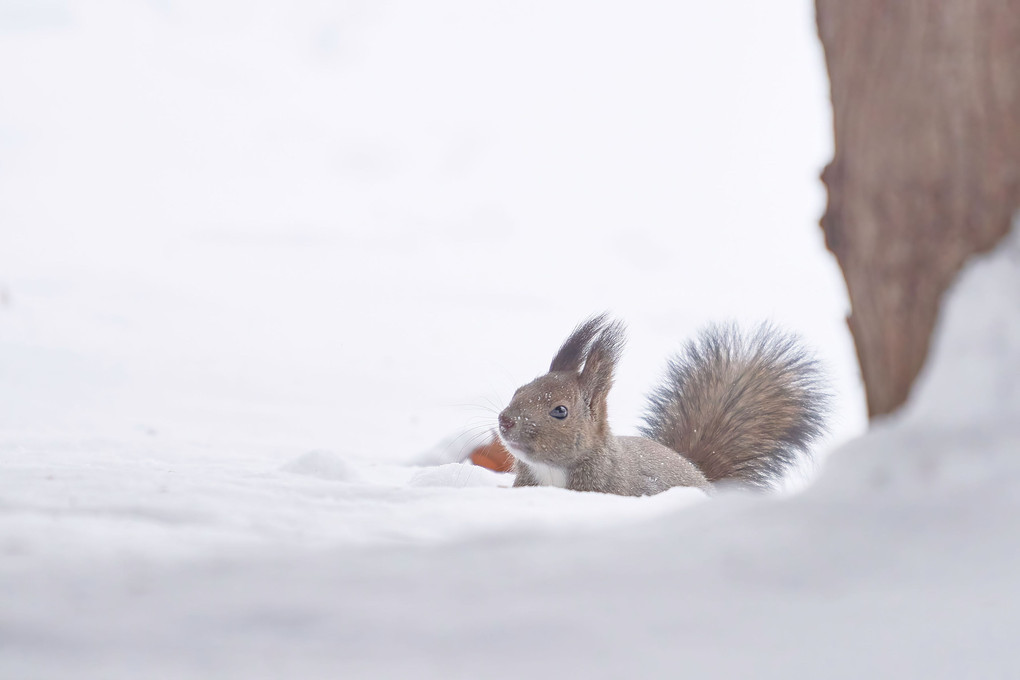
[5,2,1017,679]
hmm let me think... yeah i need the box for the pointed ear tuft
[579,320,626,425]
[549,313,611,373]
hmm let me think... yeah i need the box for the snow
[3,1,1018,679]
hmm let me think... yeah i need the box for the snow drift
[3,227,1018,679]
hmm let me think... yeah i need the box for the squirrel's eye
[549,405,568,419]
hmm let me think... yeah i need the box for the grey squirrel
[497,314,829,495]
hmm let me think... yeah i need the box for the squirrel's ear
[579,320,626,426]
[549,313,611,373]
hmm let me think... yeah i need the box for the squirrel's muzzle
[498,413,515,434]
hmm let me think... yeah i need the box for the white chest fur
[524,461,569,488]
[504,444,569,488]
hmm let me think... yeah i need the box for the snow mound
[407,462,509,488]
[3,231,1017,677]
[905,224,1020,428]
[281,450,360,481]
[8,220,1015,680]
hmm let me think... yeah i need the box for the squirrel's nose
[498,413,515,433]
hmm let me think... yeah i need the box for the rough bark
[816,0,1020,418]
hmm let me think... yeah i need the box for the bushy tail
[638,323,830,490]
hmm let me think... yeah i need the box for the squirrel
[496,314,829,495]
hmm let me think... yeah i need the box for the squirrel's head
[497,314,625,469]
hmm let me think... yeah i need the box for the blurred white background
[0,0,865,456]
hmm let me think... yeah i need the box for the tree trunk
[815,0,1020,418]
